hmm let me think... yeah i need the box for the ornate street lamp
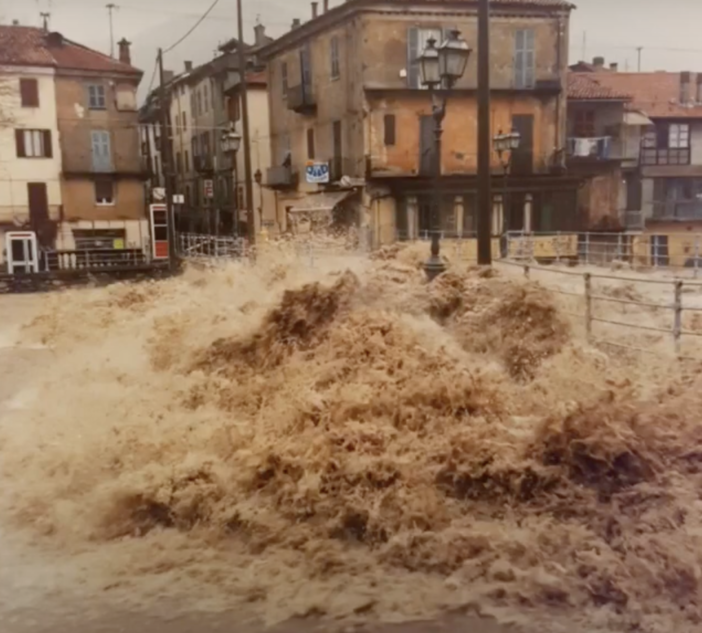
[418,30,472,281]
[493,129,521,257]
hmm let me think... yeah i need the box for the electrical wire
[163,0,222,55]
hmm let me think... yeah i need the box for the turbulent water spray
[1,239,702,633]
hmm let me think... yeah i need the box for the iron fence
[498,259,702,359]
[177,232,246,260]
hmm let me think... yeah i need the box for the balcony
[287,83,316,115]
[652,199,702,221]
[567,137,612,161]
[266,165,298,189]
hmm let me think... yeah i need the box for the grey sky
[3,0,701,84]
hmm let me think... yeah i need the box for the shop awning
[624,111,653,126]
[288,190,356,213]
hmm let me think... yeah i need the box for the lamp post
[417,30,472,281]
[493,129,520,256]
[221,130,242,235]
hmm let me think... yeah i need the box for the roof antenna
[40,11,50,31]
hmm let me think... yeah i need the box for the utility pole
[236,0,255,245]
[636,46,643,72]
[581,31,586,61]
[106,3,118,58]
[476,0,492,265]
[158,48,178,271]
[40,12,50,31]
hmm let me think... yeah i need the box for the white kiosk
[5,231,39,274]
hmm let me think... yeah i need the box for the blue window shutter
[407,27,419,88]
[91,131,112,172]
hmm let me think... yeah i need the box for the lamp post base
[424,255,446,281]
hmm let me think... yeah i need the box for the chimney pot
[312,2,318,18]
[592,56,605,68]
[184,61,193,72]
[163,70,175,84]
[609,63,618,71]
[117,38,131,65]
[696,73,702,102]
[291,18,301,28]
[12,19,19,25]
[681,71,691,103]
[323,0,329,11]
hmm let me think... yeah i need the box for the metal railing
[177,232,246,260]
[498,259,702,359]
[41,248,149,271]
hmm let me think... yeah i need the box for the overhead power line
[163,0,221,54]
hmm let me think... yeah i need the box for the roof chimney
[592,56,605,70]
[312,2,318,18]
[681,71,691,103]
[254,23,266,47]
[609,62,618,72]
[184,61,193,72]
[291,18,301,29]
[696,73,702,103]
[323,0,329,12]
[46,31,63,47]
[117,38,131,66]
[163,70,174,84]
[11,19,19,26]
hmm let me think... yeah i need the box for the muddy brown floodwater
[1,242,701,633]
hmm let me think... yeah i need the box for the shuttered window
[514,29,536,89]
[330,36,340,79]
[91,130,113,171]
[15,129,52,158]
[19,78,39,107]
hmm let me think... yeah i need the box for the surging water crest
[2,240,702,632]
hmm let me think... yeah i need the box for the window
[203,84,209,113]
[407,27,442,89]
[94,179,115,205]
[281,61,288,98]
[641,124,691,165]
[307,128,315,159]
[197,90,203,116]
[88,84,106,109]
[574,110,595,137]
[184,149,190,172]
[176,152,183,174]
[20,78,39,107]
[90,130,112,171]
[210,80,215,110]
[384,114,396,146]
[182,111,187,130]
[72,229,125,250]
[514,29,536,89]
[15,129,52,158]
[669,123,690,148]
[228,94,240,122]
[330,36,340,80]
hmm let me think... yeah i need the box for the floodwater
[1,241,701,633]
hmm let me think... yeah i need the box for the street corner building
[0,23,147,266]
[256,0,579,250]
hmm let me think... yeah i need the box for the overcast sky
[3,0,701,90]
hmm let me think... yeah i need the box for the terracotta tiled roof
[0,25,141,77]
[579,72,702,119]
[568,73,631,101]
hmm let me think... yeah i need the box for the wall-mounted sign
[173,194,185,204]
[305,161,330,184]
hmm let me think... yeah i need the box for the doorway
[6,232,39,274]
